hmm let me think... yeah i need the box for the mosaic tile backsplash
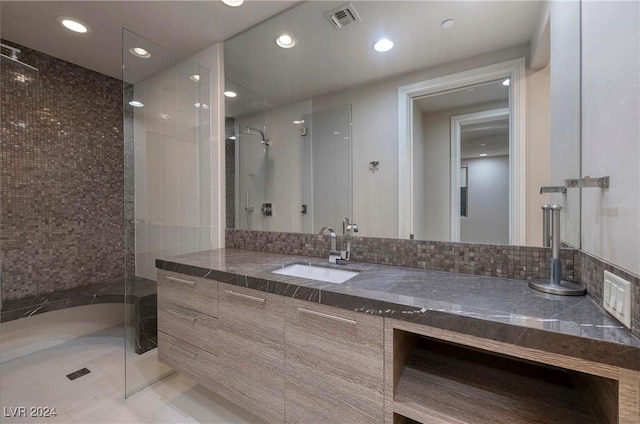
[1,40,126,301]
[226,229,640,338]
[577,251,640,339]
[225,229,577,282]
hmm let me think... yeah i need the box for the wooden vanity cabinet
[157,270,218,317]
[157,269,639,424]
[386,319,640,424]
[216,282,285,424]
[284,297,385,424]
[157,270,221,390]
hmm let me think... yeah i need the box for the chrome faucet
[341,218,359,261]
[319,227,341,263]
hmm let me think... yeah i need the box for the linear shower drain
[66,367,91,381]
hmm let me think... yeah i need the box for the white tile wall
[134,58,213,280]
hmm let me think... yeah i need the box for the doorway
[398,58,526,244]
[452,108,510,244]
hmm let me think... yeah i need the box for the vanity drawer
[285,298,384,423]
[217,282,285,423]
[157,301,219,356]
[218,282,285,353]
[157,270,218,317]
[158,331,218,385]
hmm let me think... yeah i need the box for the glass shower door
[123,29,212,397]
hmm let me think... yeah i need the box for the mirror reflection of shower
[224,79,272,232]
[231,119,269,231]
[241,126,270,146]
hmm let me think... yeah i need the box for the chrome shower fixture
[241,126,270,145]
[1,43,39,71]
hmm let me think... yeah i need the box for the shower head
[241,126,270,146]
[1,43,38,71]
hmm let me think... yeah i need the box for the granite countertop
[156,248,640,370]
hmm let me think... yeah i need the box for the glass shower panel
[123,29,211,397]
[225,79,269,232]
[235,115,267,231]
[301,104,353,233]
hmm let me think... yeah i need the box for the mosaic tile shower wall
[1,40,126,301]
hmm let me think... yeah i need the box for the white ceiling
[0,1,297,80]
[415,80,509,113]
[461,119,509,159]
[225,1,542,114]
[1,1,542,116]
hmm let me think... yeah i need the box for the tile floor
[0,326,264,424]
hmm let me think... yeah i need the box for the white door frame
[450,108,509,242]
[397,58,526,244]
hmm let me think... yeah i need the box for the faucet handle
[328,250,342,264]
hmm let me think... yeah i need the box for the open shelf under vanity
[391,329,619,424]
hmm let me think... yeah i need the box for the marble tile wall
[1,40,128,301]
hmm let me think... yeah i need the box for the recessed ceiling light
[221,0,244,7]
[129,47,151,59]
[224,91,237,98]
[194,103,209,109]
[293,120,304,125]
[190,74,200,82]
[373,38,394,53]
[276,34,296,49]
[229,136,237,140]
[128,100,144,108]
[502,78,510,86]
[479,153,488,157]
[441,19,455,29]
[57,16,90,34]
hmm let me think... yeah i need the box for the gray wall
[460,155,510,244]
[581,1,639,276]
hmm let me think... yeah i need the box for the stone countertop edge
[156,249,640,371]
[1,279,157,323]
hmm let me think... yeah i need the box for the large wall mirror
[224,1,581,247]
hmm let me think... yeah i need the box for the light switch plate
[603,271,631,328]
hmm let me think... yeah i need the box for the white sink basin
[272,264,359,284]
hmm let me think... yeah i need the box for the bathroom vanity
[156,249,640,424]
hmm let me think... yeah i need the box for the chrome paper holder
[540,176,609,195]
[564,175,610,189]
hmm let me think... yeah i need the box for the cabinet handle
[167,276,196,286]
[297,307,357,325]
[168,343,197,358]
[168,309,197,322]
[225,290,266,304]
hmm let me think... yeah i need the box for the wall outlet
[602,271,631,328]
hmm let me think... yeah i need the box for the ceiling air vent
[325,3,361,30]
